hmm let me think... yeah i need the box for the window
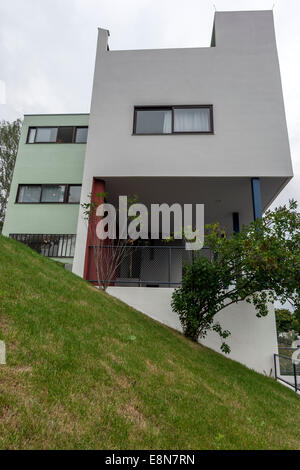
[16,184,82,203]
[67,185,81,203]
[41,185,66,203]
[75,127,88,143]
[133,105,213,134]
[173,107,212,133]
[10,234,76,258]
[17,185,41,203]
[27,126,88,143]
[57,127,73,143]
[28,128,36,143]
[35,127,58,143]
[134,108,172,134]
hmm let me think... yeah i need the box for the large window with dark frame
[16,184,82,204]
[133,105,213,135]
[27,126,88,143]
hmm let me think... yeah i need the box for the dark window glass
[68,185,81,203]
[17,185,41,203]
[135,109,172,134]
[27,126,89,143]
[35,127,57,143]
[41,185,66,203]
[134,106,213,135]
[57,127,73,143]
[75,127,88,143]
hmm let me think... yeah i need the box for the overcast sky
[0,0,299,208]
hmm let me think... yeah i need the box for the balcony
[87,244,212,287]
[10,233,76,258]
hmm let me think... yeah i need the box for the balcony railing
[274,352,300,393]
[10,233,76,258]
[87,244,212,287]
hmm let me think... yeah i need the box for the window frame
[15,184,82,204]
[75,126,89,144]
[40,184,67,204]
[133,105,214,135]
[34,127,58,143]
[26,126,88,144]
[56,126,74,144]
[66,184,82,203]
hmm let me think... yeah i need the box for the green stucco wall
[2,114,89,260]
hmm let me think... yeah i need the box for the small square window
[68,185,81,203]
[134,109,172,134]
[75,127,88,143]
[41,185,66,203]
[35,127,58,143]
[57,127,73,143]
[173,107,212,133]
[17,185,41,203]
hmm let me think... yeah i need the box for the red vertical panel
[83,178,105,281]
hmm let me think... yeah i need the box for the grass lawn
[0,234,300,450]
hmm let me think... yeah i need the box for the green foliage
[2,234,300,450]
[81,191,108,221]
[0,119,22,231]
[172,200,300,351]
[278,331,298,347]
[293,306,300,334]
[275,308,295,334]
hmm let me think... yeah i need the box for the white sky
[0,0,299,207]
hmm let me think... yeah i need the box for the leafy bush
[172,201,300,352]
[275,308,296,334]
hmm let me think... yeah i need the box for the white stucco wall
[107,286,278,375]
[73,11,293,278]
[85,11,292,179]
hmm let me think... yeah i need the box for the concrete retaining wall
[107,286,278,375]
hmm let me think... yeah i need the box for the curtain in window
[173,108,211,132]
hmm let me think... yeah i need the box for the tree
[292,307,300,334]
[275,308,295,334]
[0,119,22,231]
[171,200,300,353]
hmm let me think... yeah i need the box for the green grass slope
[0,234,300,450]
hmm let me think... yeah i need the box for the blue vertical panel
[251,178,263,220]
[232,212,240,233]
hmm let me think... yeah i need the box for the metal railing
[10,233,76,258]
[274,352,300,393]
[87,244,212,287]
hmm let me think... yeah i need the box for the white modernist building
[72,11,293,374]
[3,11,293,374]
